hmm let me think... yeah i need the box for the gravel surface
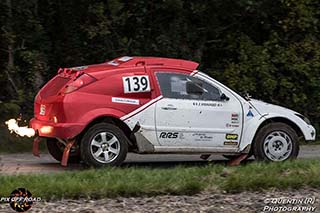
[0,189,319,213]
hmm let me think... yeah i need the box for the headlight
[295,113,311,125]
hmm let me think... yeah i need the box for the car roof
[73,56,199,73]
[115,56,199,70]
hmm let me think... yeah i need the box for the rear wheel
[80,123,128,167]
[46,138,81,163]
[253,123,299,162]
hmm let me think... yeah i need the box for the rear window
[40,76,70,98]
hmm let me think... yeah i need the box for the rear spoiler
[57,66,88,78]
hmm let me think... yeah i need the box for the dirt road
[0,145,319,175]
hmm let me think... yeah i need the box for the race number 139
[123,76,151,93]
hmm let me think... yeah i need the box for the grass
[0,160,320,200]
[300,140,320,145]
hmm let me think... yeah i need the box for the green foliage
[0,102,20,119]
[0,124,34,153]
[0,0,319,133]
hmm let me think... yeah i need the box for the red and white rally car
[30,56,316,167]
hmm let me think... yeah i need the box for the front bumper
[304,125,316,141]
[30,118,84,139]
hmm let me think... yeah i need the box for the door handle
[161,106,177,110]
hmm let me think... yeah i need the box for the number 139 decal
[123,75,151,93]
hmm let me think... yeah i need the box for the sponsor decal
[159,132,179,139]
[225,134,238,140]
[226,123,240,128]
[224,141,238,145]
[192,133,213,142]
[107,60,119,66]
[247,110,254,117]
[112,97,140,105]
[231,113,239,124]
[39,104,46,116]
[118,56,133,62]
[193,102,223,107]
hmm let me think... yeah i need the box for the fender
[239,115,266,151]
[80,108,126,127]
[239,112,316,151]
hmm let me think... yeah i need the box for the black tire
[253,123,299,162]
[46,138,81,163]
[80,123,128,167]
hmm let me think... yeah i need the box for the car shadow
[71,158,255,170]
[120,159,255,169]
[33,155,256,171]
[121,160,225,168]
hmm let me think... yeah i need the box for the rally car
[30,56,316,167]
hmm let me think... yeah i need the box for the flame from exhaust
[5,119,35,137]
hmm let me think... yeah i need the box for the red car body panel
[30,56,199,139]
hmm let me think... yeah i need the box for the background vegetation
[0,0,319,146]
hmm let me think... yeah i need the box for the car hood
[249,99,297,116]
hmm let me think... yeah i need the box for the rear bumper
[30,118,84,139]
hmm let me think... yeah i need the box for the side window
[156,72,221,101]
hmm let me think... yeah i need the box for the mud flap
[33,136,42,157]
[228,153,249,166]
[61,139,75,167]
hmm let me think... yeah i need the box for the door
[154,72,243,147]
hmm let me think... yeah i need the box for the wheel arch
[251,117,301,161]
[78,115,137,149]
[240,116,304,151]
[255,117,303,139]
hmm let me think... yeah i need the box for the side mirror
[220,93,230,101]
[186,81,203,95]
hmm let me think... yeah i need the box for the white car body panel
[122,70,316,154]
[123,96,163,147]
[155,97,242,147]
[240,99,316,149]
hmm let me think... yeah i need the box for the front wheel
[253,123,299,162]
[80,123,128,167]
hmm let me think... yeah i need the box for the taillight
[63,74,96,94]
